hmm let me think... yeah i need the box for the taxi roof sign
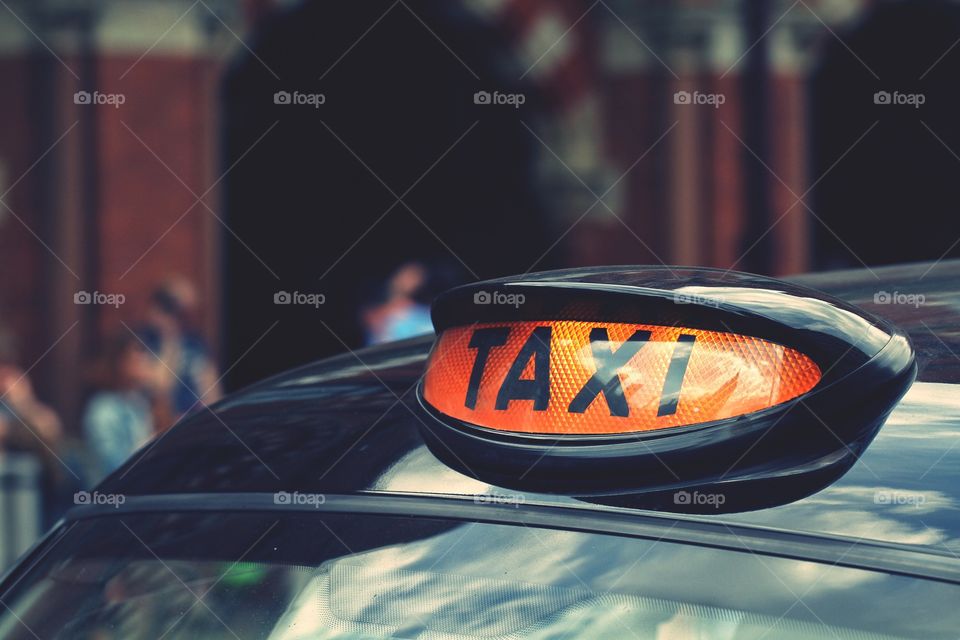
[418,267,916,507]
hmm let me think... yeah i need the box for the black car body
[0,262,959,639]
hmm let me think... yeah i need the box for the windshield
[0,511,957,639]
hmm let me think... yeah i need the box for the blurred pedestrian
[361,260,466,345]
[0,365,63,453]
[0,329,75,526]
[140,277,221,420]
[82,333,167,480]
[362,262,435,345]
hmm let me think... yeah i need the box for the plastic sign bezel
[416,267,916,506]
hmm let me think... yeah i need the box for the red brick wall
[592,73,669,266]
[0,50,221,431]
[576,68,806,274]
[769,74,810,275]
[93,56,221,339]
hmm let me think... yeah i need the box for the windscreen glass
[0,511,956,639]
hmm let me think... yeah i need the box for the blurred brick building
[523,0,859,274]
[0,0,890,430]
[0,0,246,427]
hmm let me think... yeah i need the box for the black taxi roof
[78,260,960,582]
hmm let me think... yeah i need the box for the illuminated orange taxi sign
[423,321,822,435]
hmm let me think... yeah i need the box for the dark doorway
[221,1,556,389]
[812,0,960,270]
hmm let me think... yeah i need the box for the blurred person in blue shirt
[83,333,167,480]
[362,262,465,345]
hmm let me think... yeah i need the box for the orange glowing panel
[422,321,822,434]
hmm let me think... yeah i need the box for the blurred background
[1,0,959,562]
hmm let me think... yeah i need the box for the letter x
[568,328,650,417]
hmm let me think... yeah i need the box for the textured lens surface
[423,321,821,434]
